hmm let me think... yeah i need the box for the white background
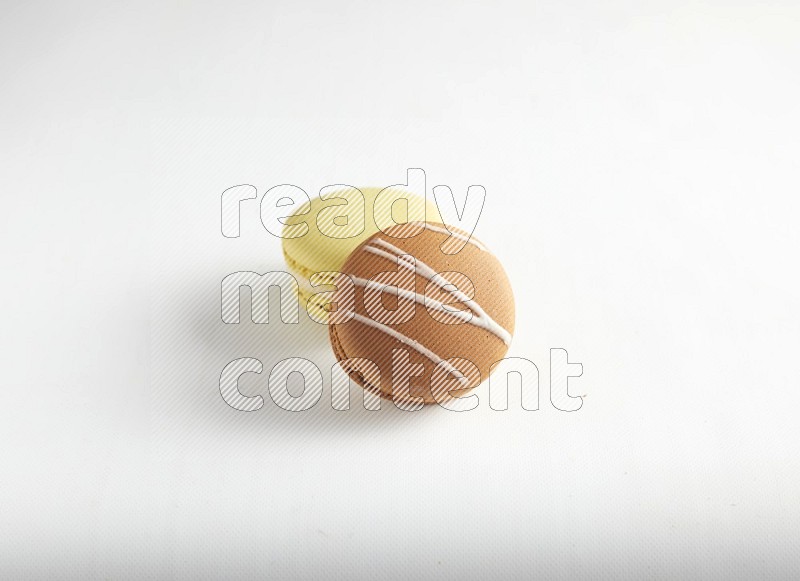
[1,0,799,579]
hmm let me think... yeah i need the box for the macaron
[282,187,444,319]
[327,222,515,407]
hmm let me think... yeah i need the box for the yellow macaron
[282,186,444,319]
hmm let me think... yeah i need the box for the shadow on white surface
[151,262,448,454]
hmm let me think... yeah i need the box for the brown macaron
[327,221,515,407]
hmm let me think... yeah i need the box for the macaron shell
[281,186,445,278]
[328,223,515,405]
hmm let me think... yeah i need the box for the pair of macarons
[282,187,515,406]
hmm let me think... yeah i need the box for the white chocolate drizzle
[350,312,469,387]
[362,238,512,346]
[352,275,475,327]
[422,222,487,251]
